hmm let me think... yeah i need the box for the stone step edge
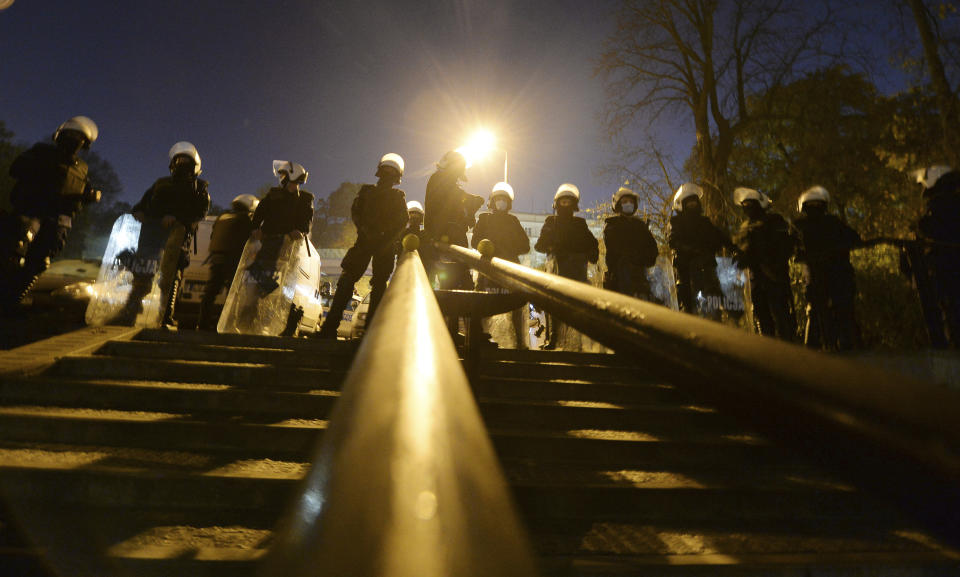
[0,327,141,378]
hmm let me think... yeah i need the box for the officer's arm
[299,193,314,235]
[534,218,555,253]
[470,215,486,249]
[514,217,530,255]
[584,222,600,264]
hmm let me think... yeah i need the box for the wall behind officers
[535,183,599,349]
[603,186,658,300]
[668,183,732,319]
[732,187,797,341]
[1,116,101,311]
[794,185,864,351]
[111,141,210,328]
[423,149,484,289]
[913,165,960,348]
[318,153,408,339]
[196,194,258,331]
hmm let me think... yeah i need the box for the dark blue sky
[1,0,624,212]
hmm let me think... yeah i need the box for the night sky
[1,0,624,213]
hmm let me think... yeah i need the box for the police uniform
[668,211,731,315]
[423,170,484,289]
[733,211,798,340]
[917,171,960,347]
[114,174,210,325]
[2,142,96,307]
[534,214,599,282]
[319,182,407,336]
[603,214,658,299]
[794,212,862,350]
[197,209,255,330]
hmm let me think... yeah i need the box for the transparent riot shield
[715,256,752,329]
[647,255,679,310]
[218,234,316,336]
[85,215,186,328]
[478,278,528,350]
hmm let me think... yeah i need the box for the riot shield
[218,235,319,336]
[715,256,751,328]
[85,215,186,328]
[647,255,678,310]
[478,278,528,350]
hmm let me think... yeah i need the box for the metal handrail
[438,243,960,511]
[260,250,539,577]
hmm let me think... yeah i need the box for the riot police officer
[245,161,314,292]
[196,194,258,331]
[1,116,101,311]
[471,182,530,265]
[794,185,863,351]
[913,165,960,347]
[398,200,424,256]
[535,183,599,349]
[423,149,484,289]
[732,187,798,340]
[668,183,731,319]
[318,153,408,338]
[471,181,531,348]
[603,186,659,300]
[112,141,210,327]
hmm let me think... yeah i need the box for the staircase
[0,330,957,576]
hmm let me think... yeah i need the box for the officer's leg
[751,284,776,336]
[768,281,797,342]
[318,246,370,338]
[198,258,227,330]
[111,273,154,326]
[7,219,67,307]
[367,248,396,326]
[803,279,828,349]
[831,272,858,351]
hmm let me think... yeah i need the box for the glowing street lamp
[458,129,508,183]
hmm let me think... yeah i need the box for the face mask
[620,202,635,215]
[557,205,575,217]
[494,199,508,212]
[409,215,423,228]
[682,201,702,216]
[743,202,764,220]
[802,203,826,217]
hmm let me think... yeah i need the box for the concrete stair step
[0,377,340,417]
[472,376,685,403]
[96,340,355,370]
[478,360,654,382]
[46,356,345,388]
[0,410,324,456]
[480,349,626,366]
[133,329,357,354]
[0,406,788,466]
[537,551,960,576]
[0,467,893,524]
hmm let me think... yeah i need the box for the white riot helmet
[273,160,308,185]
[612,186,639,213]
[54,116,98,147]
[554,183,580,202]
[733,187,770,209]
[672,182,703,211]
[169,141,202,175]
[797,185,830,212]
[378,153,405,177]
[490,181,515,201]
[232,194,259,213]
[406,200,424,216]
[437,150,468,181]
[912,165,955,190]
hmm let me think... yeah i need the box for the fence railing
[437,242,960,539]
[261,249,539,577]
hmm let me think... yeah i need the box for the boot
[281,304,304,337]
[161,274,181,331]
